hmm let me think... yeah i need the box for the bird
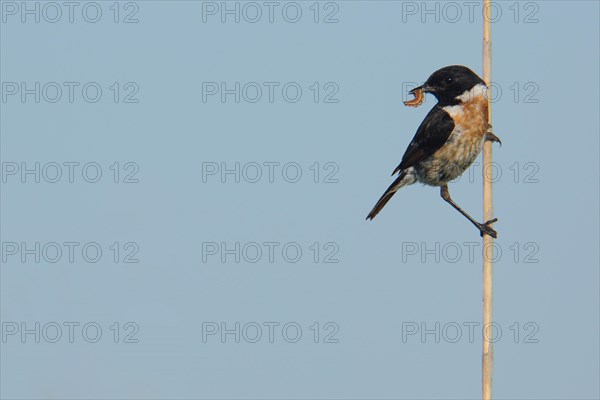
[366,65,501,238]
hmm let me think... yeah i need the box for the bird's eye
[446,77,453,83]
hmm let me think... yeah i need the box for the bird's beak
[410,84,436,95]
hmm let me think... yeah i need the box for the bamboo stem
[482,0,494,399]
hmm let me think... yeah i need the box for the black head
[410,65,486,105]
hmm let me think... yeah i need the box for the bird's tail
[366,168,416,220]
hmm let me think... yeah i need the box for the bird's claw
[486,124,502,146]
[478,218,498,239]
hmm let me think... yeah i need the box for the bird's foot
[486,124,502,146]
[477,218,498,238]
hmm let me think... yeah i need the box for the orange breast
[446,95,489,140]
[429,95,488,171]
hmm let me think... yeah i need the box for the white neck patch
[455,83,488,103]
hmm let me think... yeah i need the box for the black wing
[392,105,455,176]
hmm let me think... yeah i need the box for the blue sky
[1,1,599,399]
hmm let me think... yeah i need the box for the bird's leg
[440,185,498,238]
[486,123,502,145]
